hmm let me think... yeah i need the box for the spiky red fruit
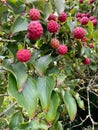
[80,17,89,25]
[58,12,67,22]
[79,0,84,3]
[47,21,59,33]
[89,43,94,48]
[73,27,86,39]
[89,0,94,4]
[48,14,56,21]
[91,19,97,26]
[50,38,60,49]
[89,16,95,21]
[83,58,90,65]
[16,49,31,62]
[76,12,82,18]
[81,13,87,18]
[28,21,43,40]
[85,13,90,17]
[29,8,40,20]
[57,45,68,55]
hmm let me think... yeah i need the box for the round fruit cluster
[76,12,97,26]
[16,7,94,65]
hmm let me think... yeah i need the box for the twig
[0,101,17,117]
[0,37,16,43]
[80,95,98,109]
[0,94,9,97]
[72,115,89,128]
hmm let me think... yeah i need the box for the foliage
[0,0,98,130]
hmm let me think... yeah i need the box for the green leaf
[87,21,93,33]
[43,2,52,20]
[87,21,93,39]
[30,119,50,130]
[0,96,4,107]
[93,30,98,41]
[67,20,75,32]
[3,62,28,92]
[34,54,52,75]
[0,5,8,17]
[53,121,63,130]
[11,16,28,34]
[7,0,25,14]
[7,42,18,58]
[74,93,85,110]
[63,90,77,122]
[54,0,65,14]
[37,76,55,111]
[9,111,23,130]
[57,74,67,86]
[8,74,38,118]
[46,91,60,123]
[11,63,27,92]
[18,122,30,130]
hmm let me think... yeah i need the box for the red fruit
[91,19,97,26]
[76,12,82,18]
[28,21,43,40]
[16,49,31,62]
[89,0,94,4]
[80,16,89,25]
[85,13,90,17]
[83,58,90,65]
[48,14,56,21]
[89,16,95,21]
[73,27,86,39]
[81,37,88,42]
[81,13,87,18]
[77,17,81,22]
[58,12,67,22]
[57,45,68,55]
[47,21,59,33]
[50,38,60,49]
[89,43,94,48]
[29,8,40,20]
[79,0,84,3]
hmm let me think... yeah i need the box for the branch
[0,101,17,117]
[0,37,16,43]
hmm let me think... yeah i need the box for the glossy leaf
[30,119,50,130]
[63,90,77,122]
[43,2,52,20]
[46,91,60,123]
[9,111,23,130]
[8,74,38,118]
[11,62,27,92]
[93,30,98,41]
[34,54,52,75]
[0,5,8,17]
[54,0,65,14]
[7,42,18,58]
[3,62,27,92]
[37,76,55,111]
[74,93,85,110]
[7,0,25,14]
[0,96,4,107]
[11,16,28,34]
[53,121,63,130]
